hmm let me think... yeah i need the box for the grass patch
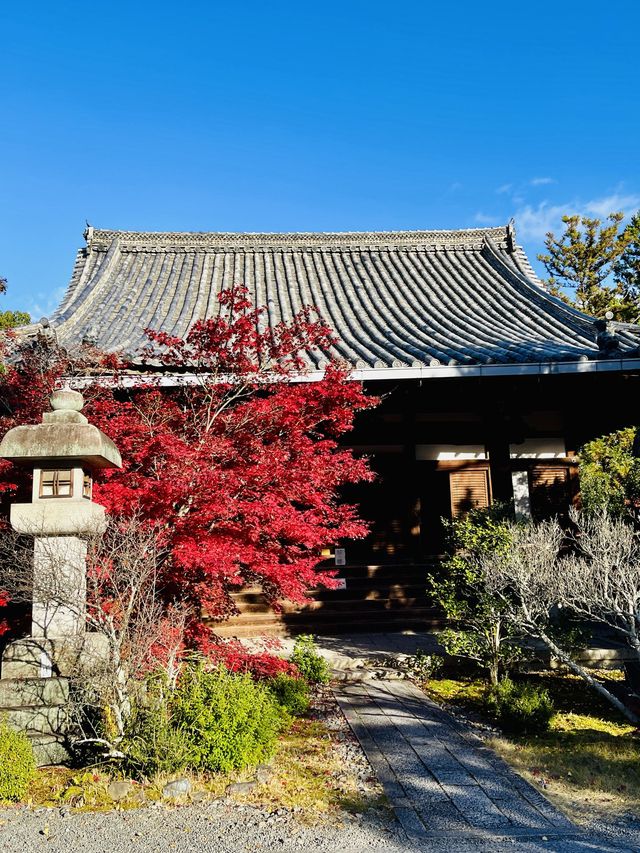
[235,718,385,822]
[4,718,384,824]
[423,671,640,821]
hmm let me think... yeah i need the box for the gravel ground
[0,800,409,853]
[1,799,639,853]
[1,679,638,852]
[0,686,404,853]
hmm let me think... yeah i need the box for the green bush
[121,701,194,780]
[171,662,288,773]
[0,721,36,801]
[579,427,640,515]
[485,678,554,734]
[290,635,330,684]
[405,650,444,681]
[268,673,310,716]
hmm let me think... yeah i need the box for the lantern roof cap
[0,391,122,469]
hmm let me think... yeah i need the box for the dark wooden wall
[340,370,640,563]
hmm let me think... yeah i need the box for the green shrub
[0,721,36,801]
[405,650,444,681]
[485,678,554,734]
[171,662,288,773]
[579,427,640,515]
[268,673,310,716]
[121,701,194,780]
[290,635,330,684]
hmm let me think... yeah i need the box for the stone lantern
[0,387,121,675]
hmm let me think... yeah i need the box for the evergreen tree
[613,212,640,322]
[0,311,31,330]
[537,212,635,321]
[0,276,31,329]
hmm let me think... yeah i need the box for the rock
[162,778,192,798]
[107,780,133,801]
[190,790,207,802]
[225,781,257,795]
[255,765,274,784]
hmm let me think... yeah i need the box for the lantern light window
[39,469,73,498]
[83,473,93,500]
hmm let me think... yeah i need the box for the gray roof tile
[46,225,640,368]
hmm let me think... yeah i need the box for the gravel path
[1,800,638,852]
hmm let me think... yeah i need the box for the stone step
[31,735,73,767]
[236,594,432,614]
[4,703,70,738]
[242,565,434,586]
[221,604,441,625]
[232,583,429,605]
[317,562,438,575]
[0,676,69,709]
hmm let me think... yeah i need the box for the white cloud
[583,193,640,218]
[26,286,66,321]
[530,177,555,186]
[474,211,500,225]
[514,193,640,241]
[448,181,463,192]
[496,183,513,195]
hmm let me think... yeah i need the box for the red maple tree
[0,288,376,648]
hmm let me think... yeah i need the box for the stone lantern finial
[45,388,88,425]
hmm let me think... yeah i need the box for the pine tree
[0,277,31,329]
[613,212,640,323]
[537,212,635,321]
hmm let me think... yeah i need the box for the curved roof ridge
[84,224,511,251]
[483,238,640,351]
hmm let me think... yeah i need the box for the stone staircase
[0,676,72,765]
[212,563,444,639]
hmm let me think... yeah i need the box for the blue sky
[1,0,638,318]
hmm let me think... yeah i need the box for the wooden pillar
[485,417,514,508]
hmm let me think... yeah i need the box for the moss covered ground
[425,671,640,821]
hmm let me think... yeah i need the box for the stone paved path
[334,677,580,843]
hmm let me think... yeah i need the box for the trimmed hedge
[0,721,36,801]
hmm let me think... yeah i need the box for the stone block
[0,676,69,708]
[165,778,193,797]
[2,633,109,679]
[11,502,106,537]
[30,536,88,636]
[5,703,70,737]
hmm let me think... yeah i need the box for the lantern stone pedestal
[0,388,121,764]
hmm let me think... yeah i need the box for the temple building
[30,224,640,633]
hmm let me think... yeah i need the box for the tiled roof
[45,224,640,372]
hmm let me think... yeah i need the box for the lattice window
[39,469,73,498]
[449,469,490,517]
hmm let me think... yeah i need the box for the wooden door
[449,468,491,517]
